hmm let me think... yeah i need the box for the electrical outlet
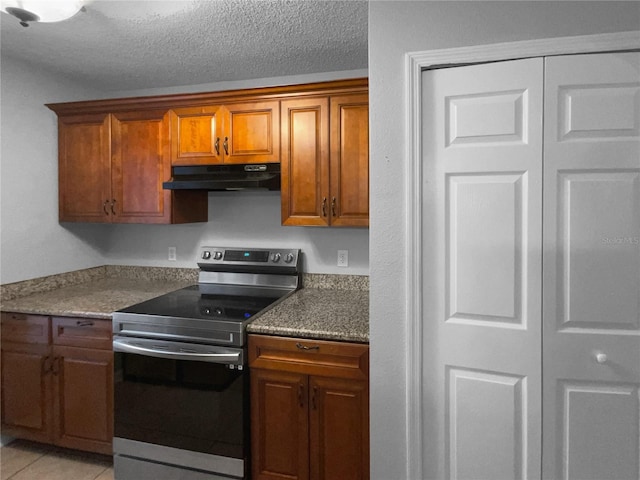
[337,250,348,267]
[168,247,177,261]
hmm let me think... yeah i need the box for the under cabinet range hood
[162,164,281,191]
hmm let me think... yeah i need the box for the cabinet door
[309,376,369,480]
[1,343,52,443]
[329,94,369,227]
[58,113,111,222]
[170,106,225,165]
[52,345,113,455]
[111,110,173,223]
[251,369,309,480]
[281,97,330,226]
[222,101,280,164]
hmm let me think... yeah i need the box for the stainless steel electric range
[111,246,301,480]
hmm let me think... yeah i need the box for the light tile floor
[1,439,113,480]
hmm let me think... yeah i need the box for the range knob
[271,253,281,262]
[213,251,223,260]
[202,250,211,260]
[284,253,295,263]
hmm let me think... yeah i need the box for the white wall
[0,56,110,284]
[368,2,640,479]
[0,61,369,283]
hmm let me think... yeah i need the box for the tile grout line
[3,449,46,480]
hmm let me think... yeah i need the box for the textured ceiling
[0,0,368,92]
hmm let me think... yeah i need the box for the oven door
[113,337,249,480]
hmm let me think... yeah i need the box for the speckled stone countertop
[247,287,369,343]
[1,268,369,342]
[0,266,197,319]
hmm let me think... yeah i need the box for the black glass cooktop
[118,284,284,323]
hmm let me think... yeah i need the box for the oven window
[114,352,248,460]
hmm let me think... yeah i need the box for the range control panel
[198,247,300,268]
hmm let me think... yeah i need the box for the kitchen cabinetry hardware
[110,199,116,215]
[296,342,320,351]
[102,200,109,215]
[331,197,337,217]
[223,136,229,155]
[215,137,220,155]
[322,197,327,217]
[76,320,94,327]
[52,356,60,375]
[41,355,52,375]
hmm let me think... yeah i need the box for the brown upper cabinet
[281,92,369,227]
[170,101,280,165]
[56,110,207,224]
[47,78,367,226]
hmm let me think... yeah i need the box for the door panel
[447,368,526,480]
[111,110,171,223]
[223,101,280,164]
[422,57,543,480]
[170,106,224,165]
[543,52,640,480]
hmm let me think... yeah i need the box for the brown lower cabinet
[1,312,113,455]
[249,334,369,480]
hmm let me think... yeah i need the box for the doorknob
[594,352,608,364]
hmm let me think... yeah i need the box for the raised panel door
[1,343,52,444]
[58,114,111,222]
[542,52,640,480]
[330,94,369,227]
[223,101,280,164]
[309,376,369,480]
[53,345,113,455]
[421,58,544,480]
[170,106,224,165]
[111,110,172,223]
[281,97,330,226]
[251,368,309,480]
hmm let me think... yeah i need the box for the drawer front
[248,334,369,380]
[1,312,50,344]
[52,317,112,350]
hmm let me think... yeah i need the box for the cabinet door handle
[223,137,229,155]
[296,342,319,351]
[321,197,327,217]
[76,320,94,327]
[298,384,304,408]
[111,199,116,215]
[52,356,60,376]
[41,356,52,375]
[103,200,109,215]
[331,197,337,217]
[215,137,220,155]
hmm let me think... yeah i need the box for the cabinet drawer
[1,313,50,344]
[52,317,112,350]
[248,334,368,380]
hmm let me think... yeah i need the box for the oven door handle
[113,338,242,364]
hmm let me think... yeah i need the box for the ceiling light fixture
[1,0,86,27]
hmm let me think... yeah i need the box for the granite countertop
[0,266,197,319]
[247,288,369,343]
[1,267,369,342]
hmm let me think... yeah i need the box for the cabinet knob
[103,200,109,215]
[595,352,608,364]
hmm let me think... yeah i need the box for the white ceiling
[0,0,368,92]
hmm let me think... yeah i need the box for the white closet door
[542,52,640,480]
[422,58,543,480]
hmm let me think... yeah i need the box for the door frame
[404,30,640,480]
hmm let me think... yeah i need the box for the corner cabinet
[170,101,280,165]
[56,110,207,224]
[249,334,369,480]
[1,312,113,455]
[281,91,369,227]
